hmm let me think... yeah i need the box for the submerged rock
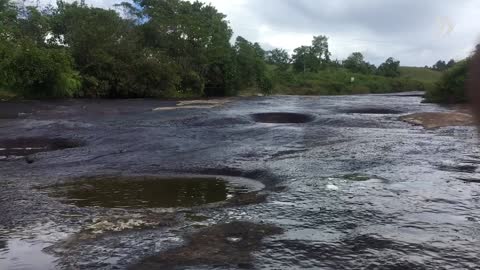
[49,213,178,252]
[130,221,283,270]
[153,98,232,111]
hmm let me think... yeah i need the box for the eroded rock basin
[251,112,315,123]
[45,175,264,209]
[0,137,83,161]
[342,108,403,114]
[1,93,480,270]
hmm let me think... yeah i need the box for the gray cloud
[207,0,480,66]
[249,0,441,35]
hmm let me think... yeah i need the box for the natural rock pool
[45,175,264,209]
[251,112,315,123]
[0,92,479,269]
[0,137,83,161]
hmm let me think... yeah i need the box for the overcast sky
[34,0,480,66]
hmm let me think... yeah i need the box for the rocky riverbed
[1,92,479,269]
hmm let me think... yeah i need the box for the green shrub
[425,60,469,103]
[257,74,274,95]
[3,41,81,98]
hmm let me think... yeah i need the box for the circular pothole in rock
[251,113,314,124]
[45,175,265,209]
[328,174,387,183]
[0,137,84,161]
[342,173,372,182]
[437,163,478,174]
[342,108,402,114]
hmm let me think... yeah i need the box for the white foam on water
[326,184,339,191]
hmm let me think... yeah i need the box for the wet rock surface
[401,111,475,129]
[130,221,283,270]
[0,93,480,269]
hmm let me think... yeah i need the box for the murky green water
[47,176,254,209]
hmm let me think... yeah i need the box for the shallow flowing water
[0,93,479,269]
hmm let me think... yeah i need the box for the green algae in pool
[48,176,257,209]
[342,173,372,182]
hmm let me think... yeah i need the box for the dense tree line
[264,39,407,95]
[267,37,400,77]
[426,59,456,72]
[0,0,272,98]
[0,0,417,99]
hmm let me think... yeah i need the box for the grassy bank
[399,66,442,93]
[399,66,442,83]
[264,68,432,96]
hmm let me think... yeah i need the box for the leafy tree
[292,45,312,73]
[253,42,266,60]
[17,6,51,45]
[128,0,235,96]
[266,48,290,71]
[0,0,18,40]
[0,1,80,97]
[233,36,271,93]
[446,59,456,69]
[432,60,447,71]
[51,1,187,97]
[292,36,331,73]
[377,57,400,77]
[311,35,331,65]
[343,52,365,72]
[234,36,259,88]
[52,1,135,97]
[343,52,376,75]
[8,42,80,97]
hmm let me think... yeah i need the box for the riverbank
[2,67,436,101]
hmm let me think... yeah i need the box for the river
[0,92,479,269]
